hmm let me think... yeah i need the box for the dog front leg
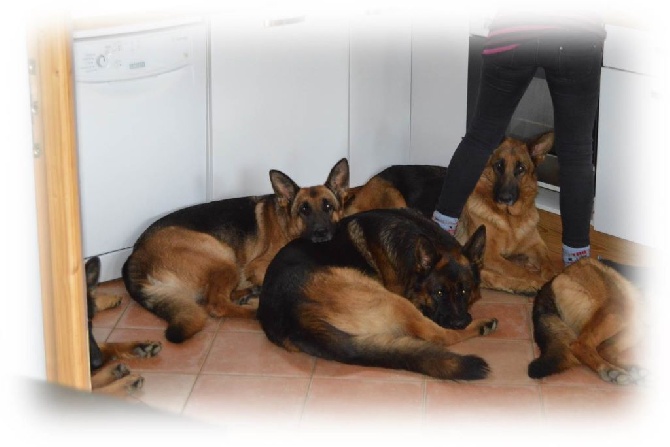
[482,254,548,295]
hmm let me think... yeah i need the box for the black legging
[435,33,603,248]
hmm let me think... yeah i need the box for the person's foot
[432,210,458,236]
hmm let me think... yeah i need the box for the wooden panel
[27,12,90,391]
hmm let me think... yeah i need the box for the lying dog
[344,133,556,295]
[344,165,446,218]
[258,207,497,380]
[454,132,558,295]
[528,257,646,385]
[86,256,161,395]
[122,159,350,343]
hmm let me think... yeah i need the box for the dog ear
[85,256,101,290]
[528,131,554,166]
[269,169,300,205]
[462,225,486,269]
[415,236,439,275]
[325,158,350,200]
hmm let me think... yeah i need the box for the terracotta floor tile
[105,327,215,374]
[447,338,536,386]
[92,326,112,343]
[219,317,263,333]
[479,288,532,305]
[470,301,532,340]
[91,295,130,328]
[302,377,425,429]
[131,372,197,416]
[313,358,425,382]
[201,330,315,377]
[424,382,543,424]
[182,375,310,428]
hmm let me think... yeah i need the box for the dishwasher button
[96,54,108,68]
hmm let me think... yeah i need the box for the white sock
[563,244,590,266]
[432,210,458,235]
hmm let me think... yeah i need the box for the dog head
[410,225,486,329]
[486,132,554,215]
[270,158,349,243]
[85,256,105,370]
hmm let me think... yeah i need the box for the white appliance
[73,20,208,281]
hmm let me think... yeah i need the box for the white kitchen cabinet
[593,67,662,248]
[348,11,412,186]
[209,13,350,199]
[593,25,662,248]
[409,15,469,165]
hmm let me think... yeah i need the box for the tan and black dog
[344,165,446,218]
[122,159,350,343]
[86,256,162,395]
[528,257,646,385]
[345,133,557,295]
[258,207,498,381]
[454,132,558,295]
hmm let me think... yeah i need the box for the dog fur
[454,132,558,294]
[86,256,161,395]
[258,207,498,381]
[344,165,446,218]
[344,133,557,295]
[122,159,350,343]
[528,257,646,385]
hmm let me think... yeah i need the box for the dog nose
[311,227,331,242]
[496,192,516,205]
[448,314,473,330]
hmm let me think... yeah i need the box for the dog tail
[298,326,489,381]
[358,334,490,380]
[122,255,207,344]
[527,282,580,379]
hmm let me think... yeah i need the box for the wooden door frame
[27,12,90,391]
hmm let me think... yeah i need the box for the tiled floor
[91,277,650,434]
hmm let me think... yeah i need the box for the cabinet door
[409,15,469,165]
[348,11,412,186]
[593,67,662,247]
[210,13,350,198]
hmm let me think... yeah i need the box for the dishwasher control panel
[74,26,195,82]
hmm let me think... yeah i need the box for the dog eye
[514,162,526,176]
[493,159,505,173]
[322,200,334,212]
[434,289,444,298]
[299,202,311,215]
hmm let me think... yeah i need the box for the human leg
[544,36,603,264]
[434,49,537,230]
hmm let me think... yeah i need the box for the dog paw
[479,318,498,336]
[600,367,636,385]
[112,363,131,379]
[132,341,162,358]
[127,374,145,391]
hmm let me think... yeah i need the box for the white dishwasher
[73,20,208,281]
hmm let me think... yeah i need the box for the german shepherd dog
[258,207,498,381]
[122,159,350,343]
[344,165,446,218]
[454,132,558,295]
[344,133,557,295]
[528,257,646,385]
[86,257,162,395]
